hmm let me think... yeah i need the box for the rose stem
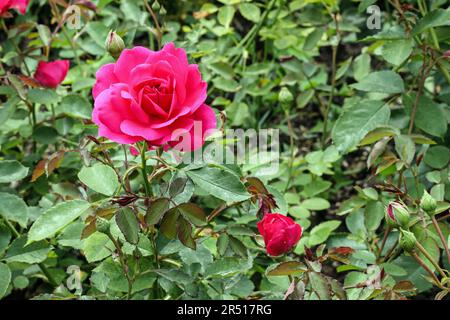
[377,226,391,259]
[431,215,450,264]
[411,251,444,289]
[140,142,151,197]
[414,240,446,278]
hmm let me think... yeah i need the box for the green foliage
[0,0,449,301]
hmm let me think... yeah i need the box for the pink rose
[257,213,302,256]
[34,60,70,88]
[92,43,216,151]
[0,0,29,16]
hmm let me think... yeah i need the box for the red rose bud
[0,0,29,16]
[257,213,302,256]
[34,60,70,88]
[443,50,450,59]
[385,202,410,229]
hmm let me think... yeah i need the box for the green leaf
[160,208,179,239]
[353,53,371,82]
[229,235,247,257]
[186,166,250,203]
[27,88,59,105]
[394,135,415,165]
[351,71,404,94]
[303,28,324,51]
[0,263,11,299]
[309,220,341,246]
[4,236,51,264]
[212,77,240,92]
[309,272,332,300]
[381,39,413,66]
[115,208,139,244]
[394,256,432,292]
[266,261,307,276]
[78,163,119,196]
[28,200,91,243]
[424,146,450,169]
[60,94,92,119]
[218,5,235,27]
[412,9,450,35]
[301,197,330,210]
[176,203,207,226]
[239,3,260,22]
[364,201,385,232]
[414,97,447,138]
[33,126,58,145]
[332,100,390,153]
[217,233,229,256]
[0,96,18,125]
[177,216,196,249]
[0,160,29,183]
[83,232,115,263]
[0,192,28,228]
[37,24,52,46]
[145,198,170,225]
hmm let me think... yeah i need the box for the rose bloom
[92,42,216,151]
[257,213,302,256]
[0,0,29,16]
[34,60,70,88]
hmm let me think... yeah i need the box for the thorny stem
[106,232,133,299]
[431,216,450,265]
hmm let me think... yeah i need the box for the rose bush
[1,0,450,302]
[92,43,216,151]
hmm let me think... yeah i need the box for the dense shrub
[0,0,449,300]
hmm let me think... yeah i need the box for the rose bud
[105,31,125,59]
[257,213,302,256]
[34,60,70,88]
[420,190,437,216]
[0,0,29,16]
[152,0,161,11]
[385,202,410,229]
[443,50,450,59]
[399,229,416,252]
[278,87,294,107]
[95,217,111,234]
